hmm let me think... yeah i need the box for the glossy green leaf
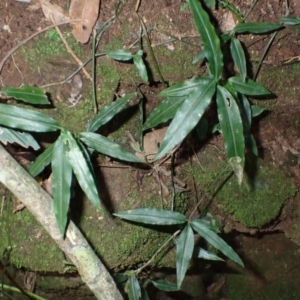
[176,225,194,288]
[203,0,215,9]
[27,143,54,177]
[233,22,283,34]
[192,50,206,64]
[155,76,216,160]
[87,93,136,132]
[217,85,245,165]
[52,134,72,236]
[114,208,187,225]
[280,16,300,26]
[247,134,258,156]
[133,50,148,82]
[0,127,39,150]
[62,130,100,208]
[228,76,271,96]
[127,274,141,300]
[1,85,50,105]
[188,0,223,80]
[194,247,224,261]
[142,96,186,131]
[159,77,204,98]
[106,49,133,61]
[0,104,60,132]
[80,132,143,163]
[151,280,178,292]
[251,105,266,117]
[191,219,244,267]
[230,37,247,81]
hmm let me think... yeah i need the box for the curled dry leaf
[39,0,70,24]
[69,0,100,43]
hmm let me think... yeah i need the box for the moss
[184,146,296,228]
[214,157,296,228]
[22,29,82,66]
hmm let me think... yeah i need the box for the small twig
[49,15,92,81]
[134,230,181,275]
[0,19,82,74]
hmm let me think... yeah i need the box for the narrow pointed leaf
[191,219,244,267]
[142,96,186,131]
[188,0,223,80]
[114,208,187,225]
[106,49,133,61]
[228,76,271,96]
[280,16,300,26]
[248,134,258,156]
[192,50,206,64]
[176,225,194,288]
[80,132,143,163]
[87,93,136,132]
[1,85,50,105]
[151,280,178,292]
[27,143,54,177]
[0,127,40,150]
[230,37,247,81]
[251,105,266,117]
[133,50,148,82]
[127,274,141,300]
[0,104,60,132]
[159,77,204,98]
[217,85,245,165]
[194,247,224,261]
[52,135,72,236]
[62,130,100,208]
[155,76,216,160]
[233,22,284,34]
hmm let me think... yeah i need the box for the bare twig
[49,15,92,81]
[0,20,82,74]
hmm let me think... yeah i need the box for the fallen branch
[0,144,123,300]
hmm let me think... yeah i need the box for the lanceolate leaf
[280,16,300,26]
[192,50,206,64]
[52,134,73,236]
[188,0,223,80]
[106,49,134,61]
[251,105,266,117]
[233,22,284,34]
[114,208,187,225]
[0,104,60,132]
[142,96,186,131]
[1,85,50,105]
[159,77,204,98]
[127,274,141,300]
[151,280,178,292]
[191,219,244,267]
[27,143,54,177]
[0,127,40,150]
[80,132,143,163]
[228,76,271,96]
[194,247,224,261]
[216,85,245,165]
[176,225,194,288]
[155,76,216,160]
[133,50,148,82]
[62,130,100,208]
[230,37,247,82]
[87,93,136,132]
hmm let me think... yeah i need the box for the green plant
[141,0,288,184]
[0,87,142,236]
[114,208,243,297]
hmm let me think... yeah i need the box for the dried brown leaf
[40,0,70,24]
[69,0,100,43]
